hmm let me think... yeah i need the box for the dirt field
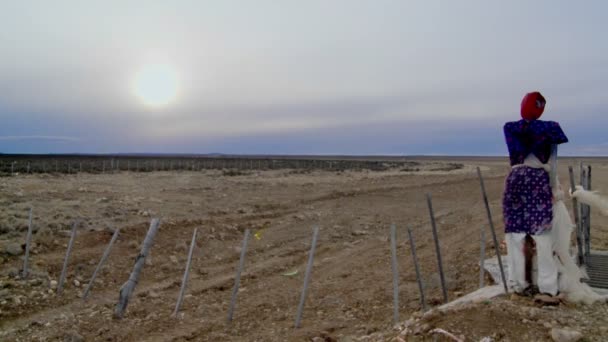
[1,157,608,341]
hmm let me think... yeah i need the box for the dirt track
[1,158,608,341]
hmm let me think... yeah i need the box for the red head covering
[521,91,546,121]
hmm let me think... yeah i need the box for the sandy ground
[1,157,608,341]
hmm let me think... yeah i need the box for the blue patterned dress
[502,120,568,235]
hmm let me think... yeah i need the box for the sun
[133,64,179,107]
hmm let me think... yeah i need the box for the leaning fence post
[83,228,120,300]
[294,226,320,328]
[227,229,251,323]
[568,166,584,265]
[115,219,161,319]
[406,226,427,311]
[57,221,79,295]
[389,224,400,324]
[479,229,486,289]
[22,208,34,278]
[426,193,448,303]
[173,228,198,317]
[476,167,508,293]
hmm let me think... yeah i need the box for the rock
[351,230,369,236]
[0,289,10,300]
[50,280,58,289]
[29,278,43,287]
[535,294,561,306]
[550,328,583,342]
[4,242,23,256]
[73,279,80,287]
[148,291,160,299]
[4,267,19,278]
[170,255,178,264]
[64,331,84,342]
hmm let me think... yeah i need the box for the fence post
[294,226,320,328]
[479,229,486,288]
[585,165,592,257]
[115,219,161,318]
[568,166,584,265]
[426,193,448,303]
[406,226,427,311]
[57,221,79,295]
[83,228,120,300]
[227,229,251,323]
[22,208,34,278]
[389,224,400,324]
[173,228,198,317]
[476,167,508,293]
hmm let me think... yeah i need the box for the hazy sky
[1,1,607,155]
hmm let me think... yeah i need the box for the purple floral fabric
[503,166,553,234]
[504,120,568,166]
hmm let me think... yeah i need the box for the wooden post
[476,167,508,294]
[115,219,161,318]
[173,228,198,317]
[426,193,448,303]
[389,224,400,324]
[83,228,120,300]
[22,208,34,278]
[57,221,79,295]
[227,229,251,323]
[406,226,427,311]
[294,226,320,328]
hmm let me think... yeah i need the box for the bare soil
[1,158,607,341]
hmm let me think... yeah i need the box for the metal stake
[173,228,198,316]
[569,166,584,265]
[479,229,486,288]
[22,208,34,278]
[407,226,427,311]
[227,229,251,323]
[57,221,79,295]
[83,228,120,300]
[476,167,508,293]
[426,193,448,303]
[295,226,320,328]
[586,165,592,257]
[115,219,161,318]
[389,224,400,323]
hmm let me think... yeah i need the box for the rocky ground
[1,157,607,341]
